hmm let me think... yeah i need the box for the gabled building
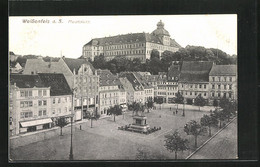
[10,62,23,73]
[9,73,73,136]
[118,72,145,104]
[178,61,214,104]
[82,20,181,62]
[38,73,73,123]
[23,57,99,120]
[96,69,126,115]
[9,74,52,135]
[209,65,237,103]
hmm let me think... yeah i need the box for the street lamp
[182,99,186,117]
[69,87,77,160]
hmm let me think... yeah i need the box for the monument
[128,115,150,133]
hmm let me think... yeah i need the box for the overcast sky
[9,15,237,58]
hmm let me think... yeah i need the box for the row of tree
[164,99,237,159]
[88,45,237,75]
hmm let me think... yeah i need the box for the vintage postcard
[9,15,238,161]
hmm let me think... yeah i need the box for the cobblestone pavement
[189,118,237,159]
[10,108,235,160]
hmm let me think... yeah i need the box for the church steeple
[152,20,170,37]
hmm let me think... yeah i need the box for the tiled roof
[179,61,213,82]
[168,64,181,81]
[179,72,210,82]
[84,33,181,48]
[38,73,72,96]
[132,72,153,89]
[209,65,237,76]
[96,69,121,86]
[63,58,95,74]
[181,61,213,73]
[10,74,45,88]
[119,72,144,91]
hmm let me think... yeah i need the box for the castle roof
[84,32,181,48]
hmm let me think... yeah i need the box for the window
[224,85,227,90]
[229,93,232,98]
[38,100,47,106]
[195,84,197,88]
[38,109,47,116]
[204,93,207,96]
[212,84,215,89]
[212,92,215,97]
[204,85,206,89]
[218,85,221,89]
[52,109,56,114]
[212,77,215,81]
[38,90,42,96]
[199,85,202,89]
[218,93,220,97]
[53,98,55,104]
[20,111,33,119]
[218,77,221,81]
[190,92,192,95]
[43,90,47,96]
[230,77,232,82]
[195,92,197,96]
[20,90,32,97]
[190,85,193,88]
[58,98,61,103]
[20,101,33,108]
[224,77,226,82]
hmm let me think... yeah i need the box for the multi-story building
[96,69,126,115]
[38,73,73,123]
[118,72,145,104]
[82,20,181,62]
[178,61,214,104]
[10,74,52,135]
[166,63,181,103]
[23,57,99,119]
[9,74,73,136]
[208,65,237,103]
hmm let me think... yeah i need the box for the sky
[9,15,237,58]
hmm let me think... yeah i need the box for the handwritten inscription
[22,19,90,24]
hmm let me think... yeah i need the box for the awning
[20,118,52,127]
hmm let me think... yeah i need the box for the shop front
[19,118,52,134]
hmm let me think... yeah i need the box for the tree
[200,114,218,136]
[146,99,154,113]
[212,109,226,128]
[85,111,100,128]
[175,91,184,111]
[213,99,219,108]
[164,130,189,159]
[184,120,206,148]
[150,49,160,59]
[107,105,122,122]
[129,102,145,116]
[219,97,230,109]
[194,94,206,111]
[56,117,68,136]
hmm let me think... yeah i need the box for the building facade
[10,75,52,135]
[208,65,237,103]
[178,61,214,104]
[23,57,99,120]
[82,20,181,62]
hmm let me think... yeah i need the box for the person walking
[176,109,178,115]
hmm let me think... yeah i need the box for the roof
[179,61,213,82]
[168,64,181,81]
[119,72,144,91]
[132,72,153,89]
[96,69,121,86]
[179,72,210,83]
[10,74,45,88]
[84,32,181,48]
[181,61,213,73]
[62,58,95,74]
[38,73,72,96]
[209,65,237,76]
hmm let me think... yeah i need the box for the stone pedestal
[129,116,150,133]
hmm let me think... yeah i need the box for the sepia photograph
[8,15,238,161]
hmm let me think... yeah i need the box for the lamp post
[69,87,77,160]
[182,99,186,117]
